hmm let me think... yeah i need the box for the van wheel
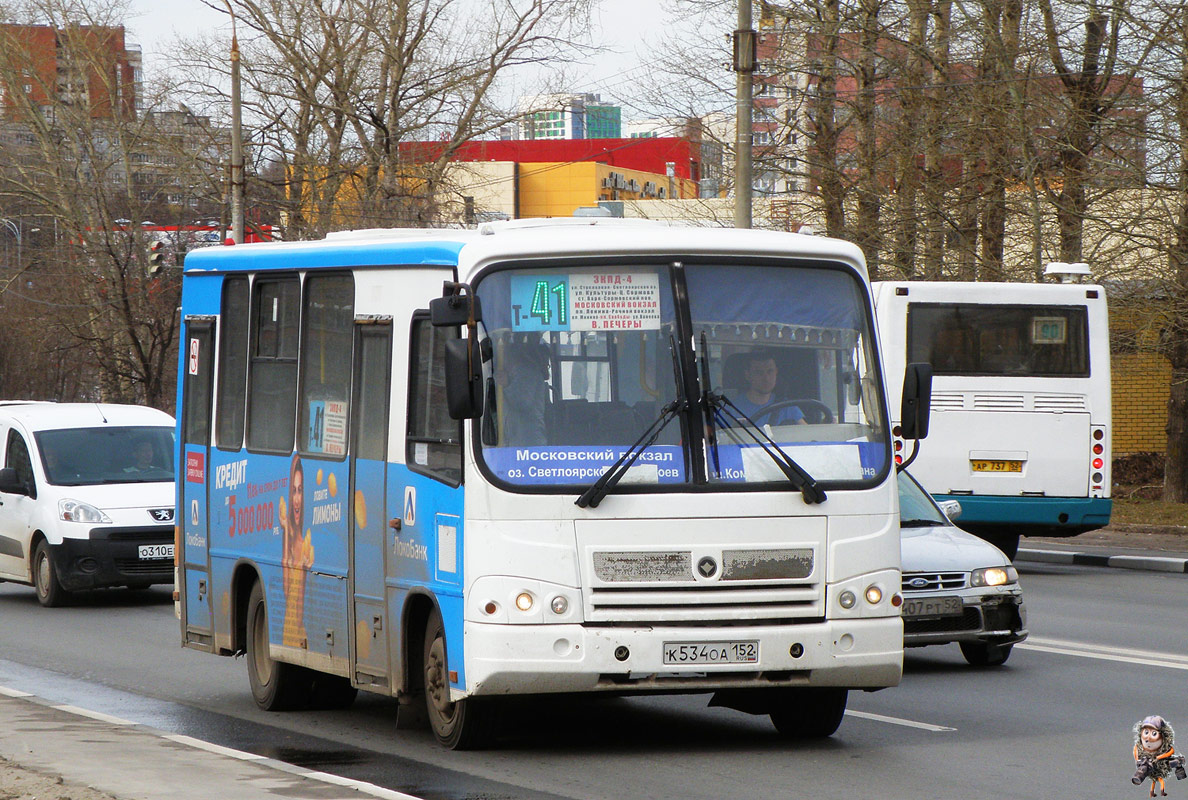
[245,581,311,710]
[33,541,71,607]
[960,641,1013,667]
[769,688,848,738]
[423,613,491,749]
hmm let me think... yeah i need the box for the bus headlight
[971,566,1017,587]
[864,585,883,605]
[515,592,534,612]
[839,590,857,609]
[550,595,569,615]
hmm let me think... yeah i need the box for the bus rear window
[907,303,1089,377]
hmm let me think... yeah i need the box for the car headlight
[59,499,112,524]
[971,566,1018,587]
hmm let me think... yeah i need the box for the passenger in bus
[494,341,551,446]
[730,351,806,426]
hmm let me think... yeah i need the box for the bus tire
[769,688,848,739]
[246,581,311,711]
[423,613,490,750]
[984,531,1019,560]
[34,540,72,607]
[960,641,1013,667]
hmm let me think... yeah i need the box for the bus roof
[182,220,869,281]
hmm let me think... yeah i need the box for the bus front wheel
[423,614,491,750]
[769,688,848,738]
[246,581,311,711]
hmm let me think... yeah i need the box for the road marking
[1019,637,1188,671]
[52,704,137,726]
[0,685,33,698]
[845,709,956,732]
[163,733,268,761]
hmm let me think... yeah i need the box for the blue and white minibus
[875,279,1111,558]
[176,220,929,749]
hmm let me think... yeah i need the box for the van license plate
[971,460,1023,472]
[903,596,963,618]
[138,544,174,560]
[662,641,758,665]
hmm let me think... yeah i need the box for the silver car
[899,470,1028,666]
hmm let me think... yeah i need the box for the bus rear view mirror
[900,362,932,440]
[444,337,484,419]
[430,284,482,327]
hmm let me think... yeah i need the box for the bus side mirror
[444,337,484,419]
[430,284,482,327]
[900,362,932,440]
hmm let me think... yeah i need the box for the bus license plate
[138,544,174,560]
[971,460,1023,472]
[903,596,963,618]
[662,641,759,665]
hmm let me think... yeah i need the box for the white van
[0,402,176,606]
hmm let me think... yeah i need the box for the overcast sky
[126,0,676,117]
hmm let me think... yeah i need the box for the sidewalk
[0,687,417,800]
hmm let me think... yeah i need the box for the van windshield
[36,426,176,486]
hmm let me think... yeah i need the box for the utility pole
[734,0,755,229]
[224,1,245,245]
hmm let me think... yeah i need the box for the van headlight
[59,499,112,524]
[971,566,1017,587]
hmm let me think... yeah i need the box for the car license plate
[903,596,963,618]
[138,544,174,560]
[662,641,758,665]
[971,459,1023,472]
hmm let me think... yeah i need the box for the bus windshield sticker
[483,444,685,485]
[307,400,348,456]
[510,273,661,333]
[1031,316,1067,344]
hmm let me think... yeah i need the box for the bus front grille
[587,583,822,623]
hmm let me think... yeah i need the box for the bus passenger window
[298,275,354,457]
[248,277,300,452]
[406,318,462,485]
[217,277,249,449]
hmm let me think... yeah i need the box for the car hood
[900,522,1012,572]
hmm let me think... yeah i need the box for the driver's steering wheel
[751,399,834,425]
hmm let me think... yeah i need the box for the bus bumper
[933,495,1112,538]
[460,616,903,697]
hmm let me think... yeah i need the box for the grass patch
[1110,496,1188,528]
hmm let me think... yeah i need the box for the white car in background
[899,470,1028,666]
[0,402,176,607]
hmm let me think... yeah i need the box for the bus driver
[731,351,806,426]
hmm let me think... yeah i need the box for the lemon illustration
[317,468,324,485]
[354,490,367,529]
[328,472,338,497]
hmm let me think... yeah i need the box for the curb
[1017,548,1188,573]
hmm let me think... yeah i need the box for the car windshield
[897,470,949,527]
[36,426,175,485]
[473,261,887,490]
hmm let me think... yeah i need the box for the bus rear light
[1092,472,1103,483]
[1092,458,1104,469]
[894,440,903,452]
[894,454,903,465]
[1093,428,1104,441]
[1092,443,1103,455]
[892,426,903,438]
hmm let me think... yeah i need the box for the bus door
[349,319,393,688]
[180,317,216,650]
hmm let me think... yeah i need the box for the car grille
[114,559,174,575]
[904,608,981,635]
[902,571,967,592]
[93,527,173,542]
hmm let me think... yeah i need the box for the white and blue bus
[176,220,930,749]
[875,279,1111,558]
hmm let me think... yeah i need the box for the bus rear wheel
[423,614,491,750]
[769,688,848,739]
[246,581,311,711]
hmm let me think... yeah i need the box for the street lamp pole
[223,1,245,245]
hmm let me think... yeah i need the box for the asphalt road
[0,562,1184,800]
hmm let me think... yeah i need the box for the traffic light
[148,240,166,275]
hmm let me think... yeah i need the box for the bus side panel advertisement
[205,449,351,663]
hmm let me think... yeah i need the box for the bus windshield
[474,262,887,490]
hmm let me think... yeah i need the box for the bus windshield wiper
[576,336,687,510]
[703,391,827,505]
